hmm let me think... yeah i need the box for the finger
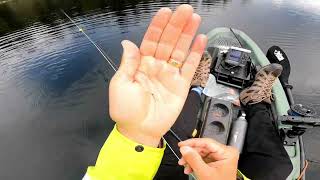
[155,4,193,61]
[170,13,201,63]
[178,158,187,166]
[179,151,208,166]
[194,146,211,157]
[184,165,193,174]
[179,138,220,149]
[118,40,141,81]
[181,34,207,81]
[188,146,214,163]
[140,8,172,56]
[180,146,209,176]
[186,146,211,157]
[179,138,227,161]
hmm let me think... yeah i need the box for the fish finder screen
[229,50,242,62]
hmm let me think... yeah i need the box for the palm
[111,56,190,136]
[109,5,207,144]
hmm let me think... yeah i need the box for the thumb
[180,146,209,177]
[118,40,141,80]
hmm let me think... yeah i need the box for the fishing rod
[230,28,243,47]
[60,9,197,179]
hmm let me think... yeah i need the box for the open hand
[178,138,239,180]
[109,4,207,147]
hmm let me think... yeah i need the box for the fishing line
[163,138,197,179]
[60,9,117,72]
[162,138,180,160]
[169,129,183,142]
[60,9,196,179]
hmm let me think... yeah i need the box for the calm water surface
[0,0,319,179]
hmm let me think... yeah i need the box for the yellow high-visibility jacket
[84,126,165,180]
[84,125,249,180]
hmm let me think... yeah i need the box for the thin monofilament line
[61,9,196,179]
[169,129,183,142]
[162,138,180,159]
[60,9,117,72]
[162,138,197,179]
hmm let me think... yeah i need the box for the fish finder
[208,46,255,89]
[225,47,251,67]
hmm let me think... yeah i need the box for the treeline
[0,0,153,35]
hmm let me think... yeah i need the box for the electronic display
[229,49,242,62]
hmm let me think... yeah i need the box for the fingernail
[160,7,171,12]
[199,34,208,41]
[180,146,192,155]
[184,167,189,174]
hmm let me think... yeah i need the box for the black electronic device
[208,46,255,89]
[225,47,251,66]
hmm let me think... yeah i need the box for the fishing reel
[208,46,255,89]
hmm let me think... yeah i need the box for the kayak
[200,27,303,180]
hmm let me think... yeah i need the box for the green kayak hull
[198,27,301,180]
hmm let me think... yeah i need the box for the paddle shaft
[284,85,294,106]
[279,68,306,180]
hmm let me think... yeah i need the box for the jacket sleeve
[84,125,165,180]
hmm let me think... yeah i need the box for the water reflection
[0,0,236,35]
[0,0,319,179]
[273,0,320,16]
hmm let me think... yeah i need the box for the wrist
[117,125,162,148]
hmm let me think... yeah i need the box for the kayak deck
[205,27,300,180]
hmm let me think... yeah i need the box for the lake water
[0,0,319,179]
